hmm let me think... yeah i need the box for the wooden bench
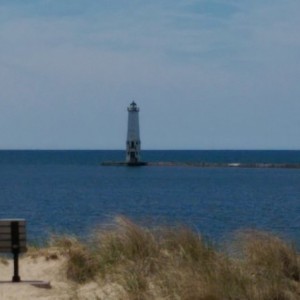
[0,219,27,282]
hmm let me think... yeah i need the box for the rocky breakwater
[101,161,300,168]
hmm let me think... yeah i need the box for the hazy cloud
[0,0,299,149]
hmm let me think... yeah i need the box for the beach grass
[32,216,300,300]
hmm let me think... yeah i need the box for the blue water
[0,150,299,246]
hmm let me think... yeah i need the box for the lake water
[0,150,299,246]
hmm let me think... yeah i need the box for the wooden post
[12,251,20,282]
[11,221,21,282]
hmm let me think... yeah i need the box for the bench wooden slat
[0,241,26,253]
[0,247,27,253]
[0,233,26,239]
[0,239,26,247]
[0,220,26,226]
[0,234,26,240]
[0,227,26,234]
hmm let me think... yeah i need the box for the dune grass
[47,216,299,300]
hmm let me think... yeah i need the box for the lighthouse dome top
[128,101,139,112]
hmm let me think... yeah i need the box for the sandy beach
[0,253,125,300]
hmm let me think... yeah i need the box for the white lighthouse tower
[126,101,141,164]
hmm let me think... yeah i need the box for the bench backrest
[0,219,27,253]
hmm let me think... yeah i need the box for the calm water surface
[0,150,299,245]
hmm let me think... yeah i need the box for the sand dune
[1,220,299,300]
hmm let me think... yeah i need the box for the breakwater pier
[101,161,300,169]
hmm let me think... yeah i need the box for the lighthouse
[126,101,141,164]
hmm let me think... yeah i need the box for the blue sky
[0,0,299,149]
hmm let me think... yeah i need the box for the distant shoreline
[101,161,300,169]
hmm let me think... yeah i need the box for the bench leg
[12,252,20,282]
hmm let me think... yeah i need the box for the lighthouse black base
[126,161,147,166]
[101,161,148,167]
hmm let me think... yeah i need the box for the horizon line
[0,149,299,151]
